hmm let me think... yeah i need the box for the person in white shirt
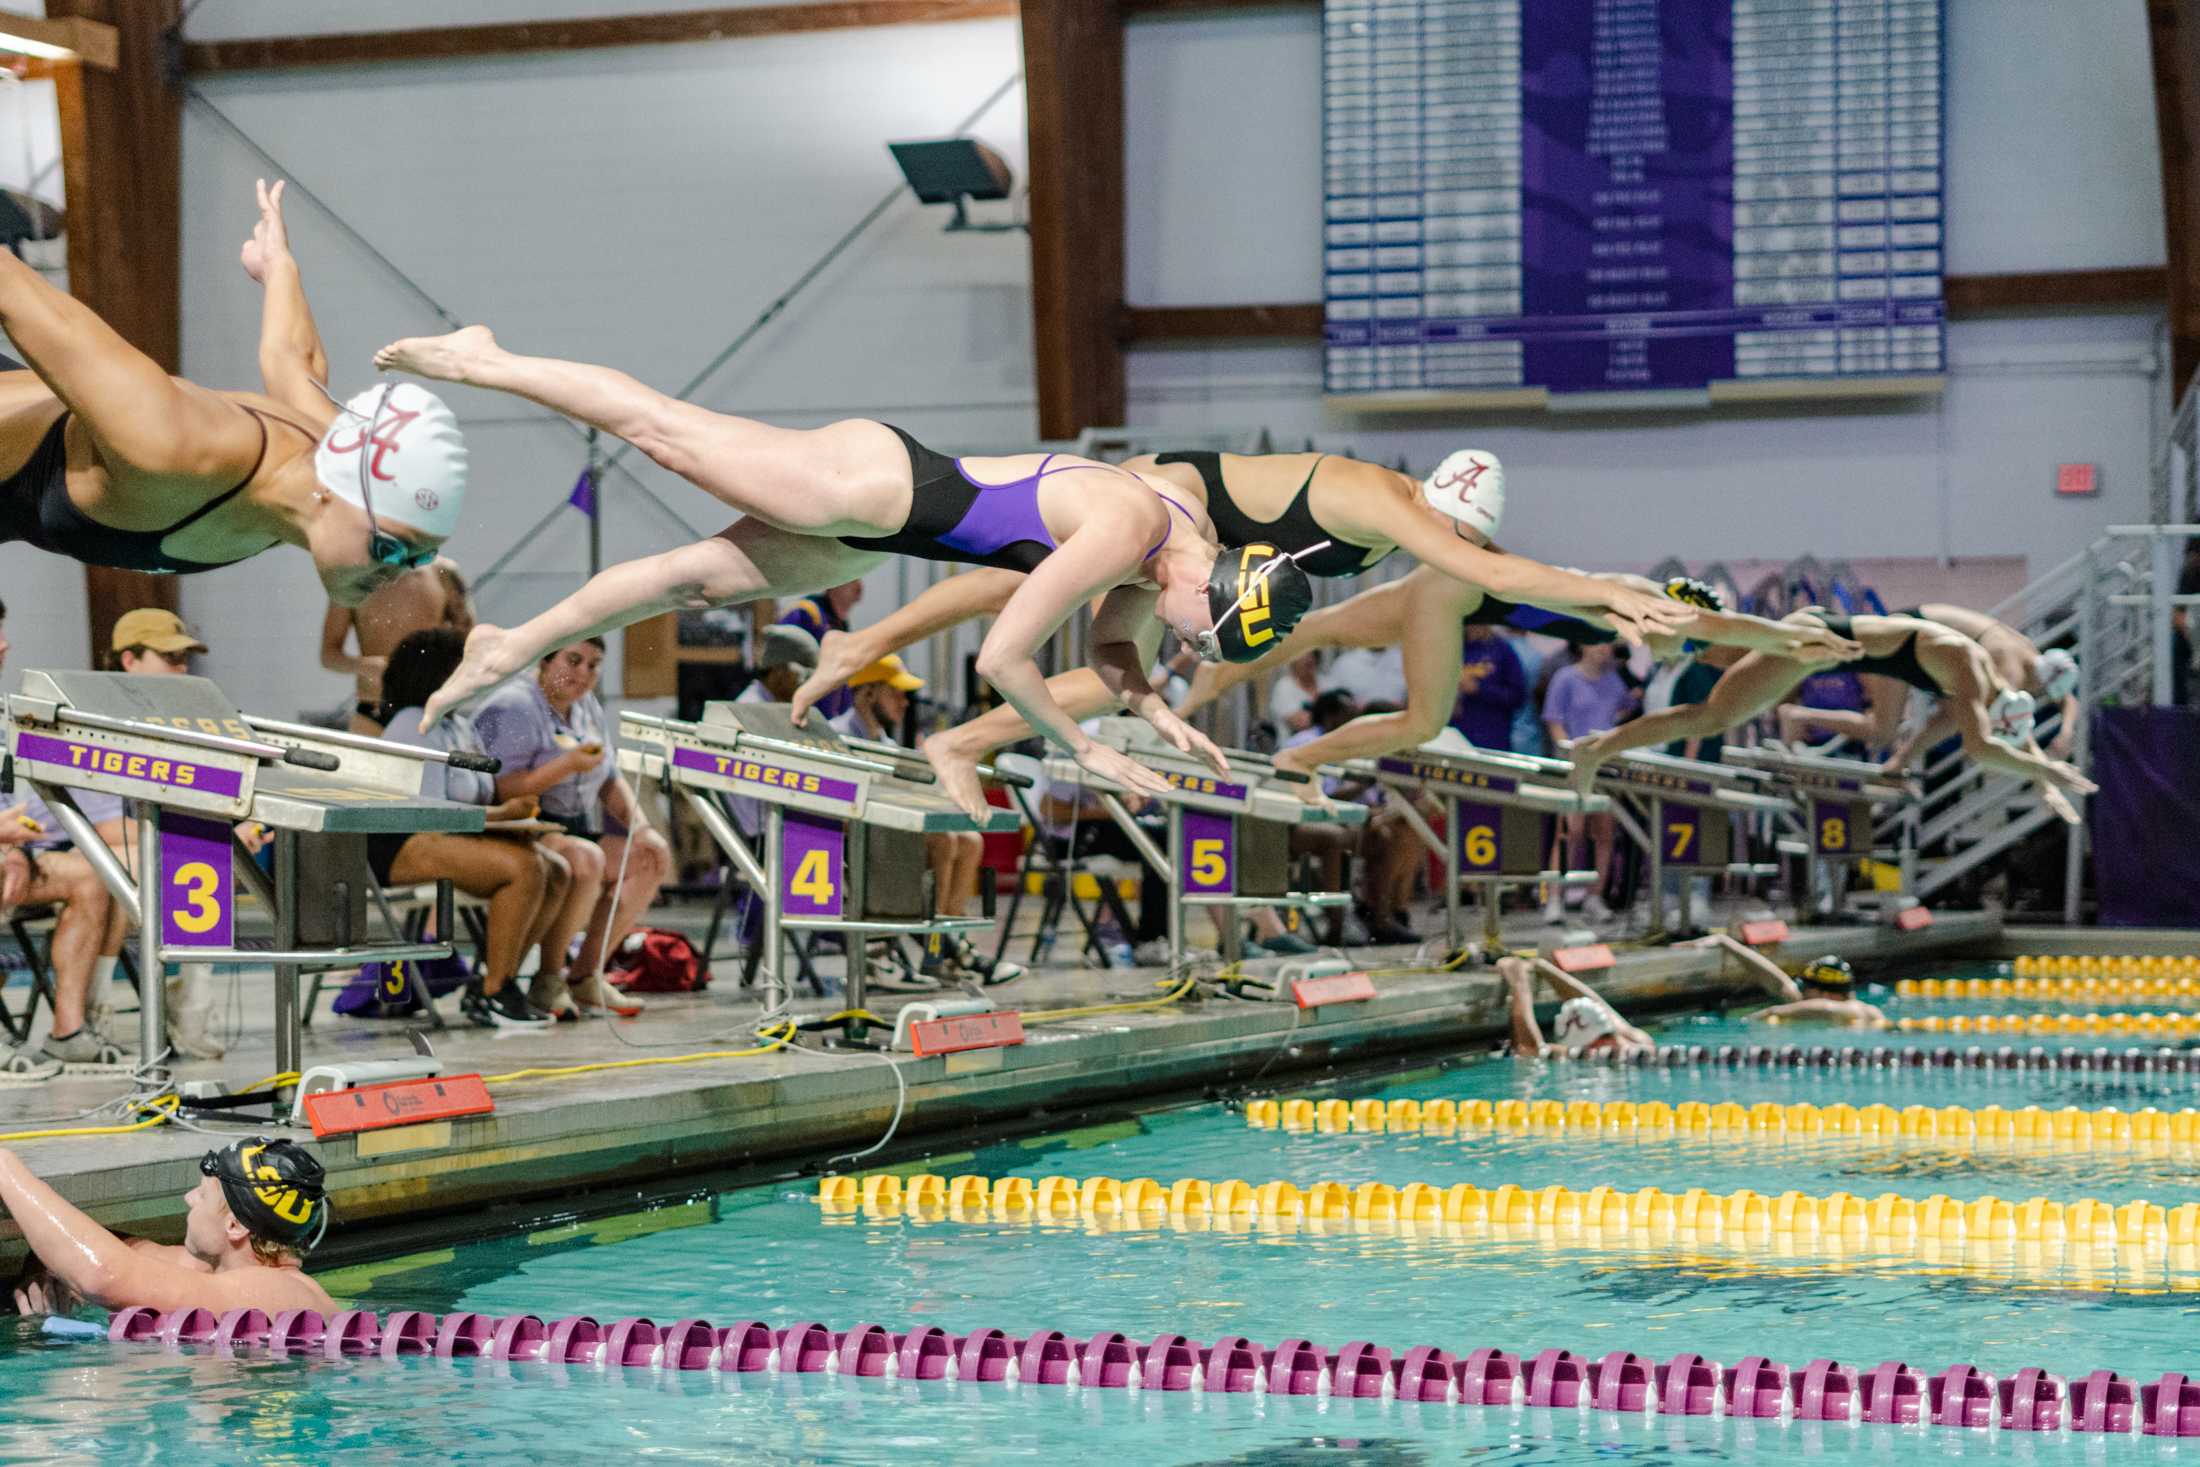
[830,657,1021,984]
[1324,644,1408,708]
[1268,650,1325,734]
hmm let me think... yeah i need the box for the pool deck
[0,901,2005,1267]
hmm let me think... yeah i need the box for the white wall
[1122,0,2169,583]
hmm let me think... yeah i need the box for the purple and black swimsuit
[841,424,1191,573]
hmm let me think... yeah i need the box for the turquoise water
[5,967,2196,1465]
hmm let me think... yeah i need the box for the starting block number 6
[159,811,234,949]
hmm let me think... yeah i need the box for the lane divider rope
[1896,1014,2200,1036]
[2012,956,2200,978]
[97,1305,2200,1435]
[1901,976,2200,1000]
[817,1173,2200,1253]
[1636,1042,2200,1076]
[1240,1095,2200,1148]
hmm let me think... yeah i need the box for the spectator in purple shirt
[1450,624,1526,750]
[1542,643,1636,925]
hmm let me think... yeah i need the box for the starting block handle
[446,751,503,774]
[246,715,499,774]
[1271,767,1311,784]
[281,747,341,773]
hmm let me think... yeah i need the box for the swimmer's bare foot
[1271,749,1333,807]
[423,623,526,730]
[925,733,994,826]
[375,325,501,384]
[790,628,871,728]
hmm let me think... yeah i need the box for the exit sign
[2056,464,2099,496]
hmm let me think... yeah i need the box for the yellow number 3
[171,861,222,934]
[790,848,836,903]
[1190,838,1228,887]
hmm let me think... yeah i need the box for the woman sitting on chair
[375,629,575,1031]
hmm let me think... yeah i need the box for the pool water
[5,965,2196,1465]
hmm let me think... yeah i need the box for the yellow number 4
[1463,825,1498,867]
[1190,838,1228,887]
[1821,817,1848,851]
[170,861,223,934]
[790,848,836,904]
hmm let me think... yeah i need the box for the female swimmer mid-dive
[0,181,465,603]
[373,328,1317,811]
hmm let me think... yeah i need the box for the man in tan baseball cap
[109,609,208,674]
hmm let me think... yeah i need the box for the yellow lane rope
[1240,1094,2200,1149]
[817,1169,2200,1257]
[2012,955,2200,978]
[1897,1012,2200,1036]
[1901,975,2200,1000]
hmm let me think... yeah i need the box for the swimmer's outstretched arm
[791,567,1024,727]
[0,1149,210,1312]
[1679,932,1801,1002]
[1498,957,1552,1056]
[1935,649,2097,823]
[1349,503,1689,644]
[1528,958,1655,1048]
[240,180,332,419]
[1090,586,1228,775]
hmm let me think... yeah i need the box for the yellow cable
[1021,974,1200,1026]
[0,1094,178,1144]
[480,1023,797,1085]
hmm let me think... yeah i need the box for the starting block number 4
[781,812,845,919]
[159,811,234,950]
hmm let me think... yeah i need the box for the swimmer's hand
[1597,583,1693,647]
[1141,707,1229,780]
[240,178,292,284]
[2038,764,2096,826]
[1774,622,1863,663]
[1071,740,1176,807]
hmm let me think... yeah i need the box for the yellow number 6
[170,861,222,934]
[1463,825,1498,867]
[1190,838,1228,887]
[790,848,836,903]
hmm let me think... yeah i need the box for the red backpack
[605,927,708,992]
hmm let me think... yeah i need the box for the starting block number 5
[159,811,234,949]
[1181,811,1235,895]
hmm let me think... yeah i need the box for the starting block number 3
[781,812,845,919]
[159,811,234,949]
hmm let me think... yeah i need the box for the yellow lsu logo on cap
[239,1142,316,1225]
[1232,544,1279,648]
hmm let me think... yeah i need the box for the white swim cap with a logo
[1989,687,2038,745]
[1422,449,1504,540]
[2035,649,2079,703]
[1553,996,1618,1050]
[314,382,469,539]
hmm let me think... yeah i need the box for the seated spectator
[320,557,473,734]
[1450,623,1526,750]
[0,596,123,1079]
[476,638,671,1016]
[1327,642,1408,708]
[4,1138,334,1316]
[1505,628,1548,755]
[833,656,1023,983]
[1269,651,1326,735]
[1040,722,1177,966]
[377,629,573,1031]
[1500,955,1655,1061]
[1285,690,1411,948]
[1542,643,1634,924]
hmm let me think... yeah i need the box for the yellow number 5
[1463,825,1498,867]
[1821,817,1848,851]
[171,861,222,934]
[1190,838,1228,887]
[790,848,836,903]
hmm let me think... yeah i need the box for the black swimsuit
[1153,451,1394,579]
[0,359,300,573]
[1812,614,1940,695]
[1464,596,1616,646]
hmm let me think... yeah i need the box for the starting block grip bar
[446,751,502,774]
[281,747,341,772]
[1271,768,1311,784]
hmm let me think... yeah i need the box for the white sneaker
[1542,897,1566,924]
[1131,940,1174,967]
[1584,894,1616,922]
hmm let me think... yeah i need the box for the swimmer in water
[373,329,1324,817]
[1498,954,1656,1061]
[4,1138,334,1317]
[1679,933,1890,1028]
[1565,611,2096,824]
[0,181,464,603]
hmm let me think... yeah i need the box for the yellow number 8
[1821,817,1848,851]
[170,861,223,934]
[1463,825,1498,867]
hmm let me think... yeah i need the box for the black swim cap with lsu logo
[1199,542,1315,664]
[201,1137,330,1251]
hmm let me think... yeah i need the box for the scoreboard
[1322,0,1945,407]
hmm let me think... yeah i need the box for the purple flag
[567,469,597,518]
